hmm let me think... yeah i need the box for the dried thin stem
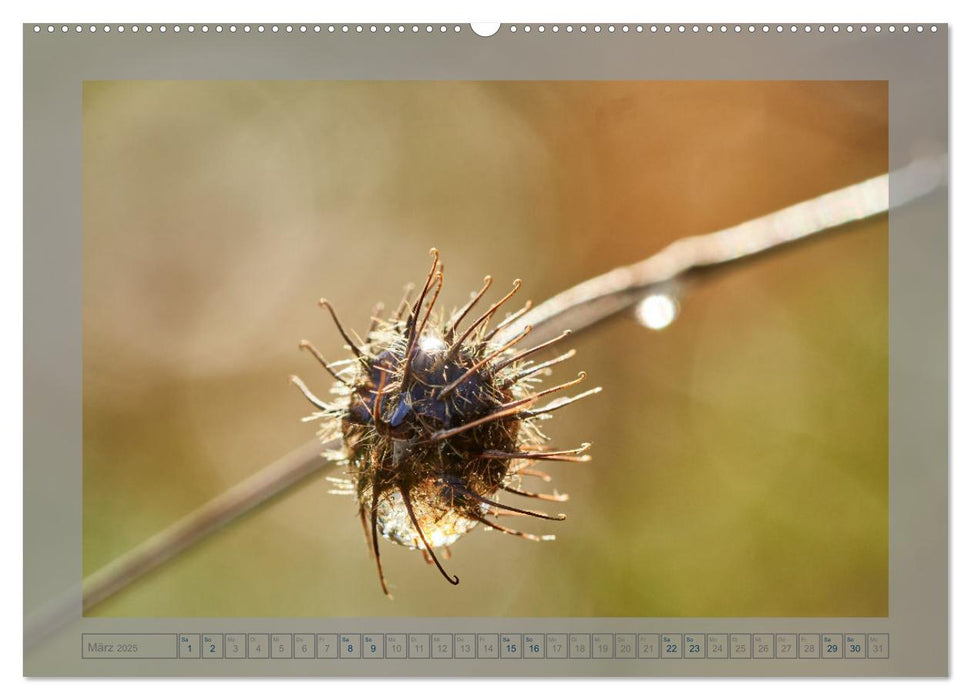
[490,160,945,347]
[400,250,441,385]
[445,275,493,342]
[519,468,554,482]
[401,487,459,586]
[438,325,533,398]
[483,300,533,342]
[370,484,392,598]
[319,299,366,359]
[288,375,330,410]
[493,330,572,372]
[429,401,530,442]
[451,483,566,521]
[483,443,592,463]
[446,279,522,359]
[501,484,570,502]
[470,513,553,542]
[299,339,351,387]
[521,386,603,418]
[392,283,416,322]
[504,349,577,386]
[80,438,332,614]
[365,302,385,341]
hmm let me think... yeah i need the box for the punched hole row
[31,24,939,35]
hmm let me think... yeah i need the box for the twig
[82,438,333,612]
[494,155,945,347]
[39,156,943,637]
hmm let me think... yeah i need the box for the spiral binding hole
[29,21,943,39]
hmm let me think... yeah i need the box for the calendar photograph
[81,80,890,618]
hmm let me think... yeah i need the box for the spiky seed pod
[291,249,600,597]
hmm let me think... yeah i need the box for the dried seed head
[292,249,599,597]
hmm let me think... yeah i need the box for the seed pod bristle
[292,251,597,597]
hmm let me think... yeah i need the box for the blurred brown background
[83,81,887,617]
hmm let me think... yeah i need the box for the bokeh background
[83,81,888,617]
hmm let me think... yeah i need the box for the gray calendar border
[23,23,948,677]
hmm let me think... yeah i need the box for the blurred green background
[83,81,887,617]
